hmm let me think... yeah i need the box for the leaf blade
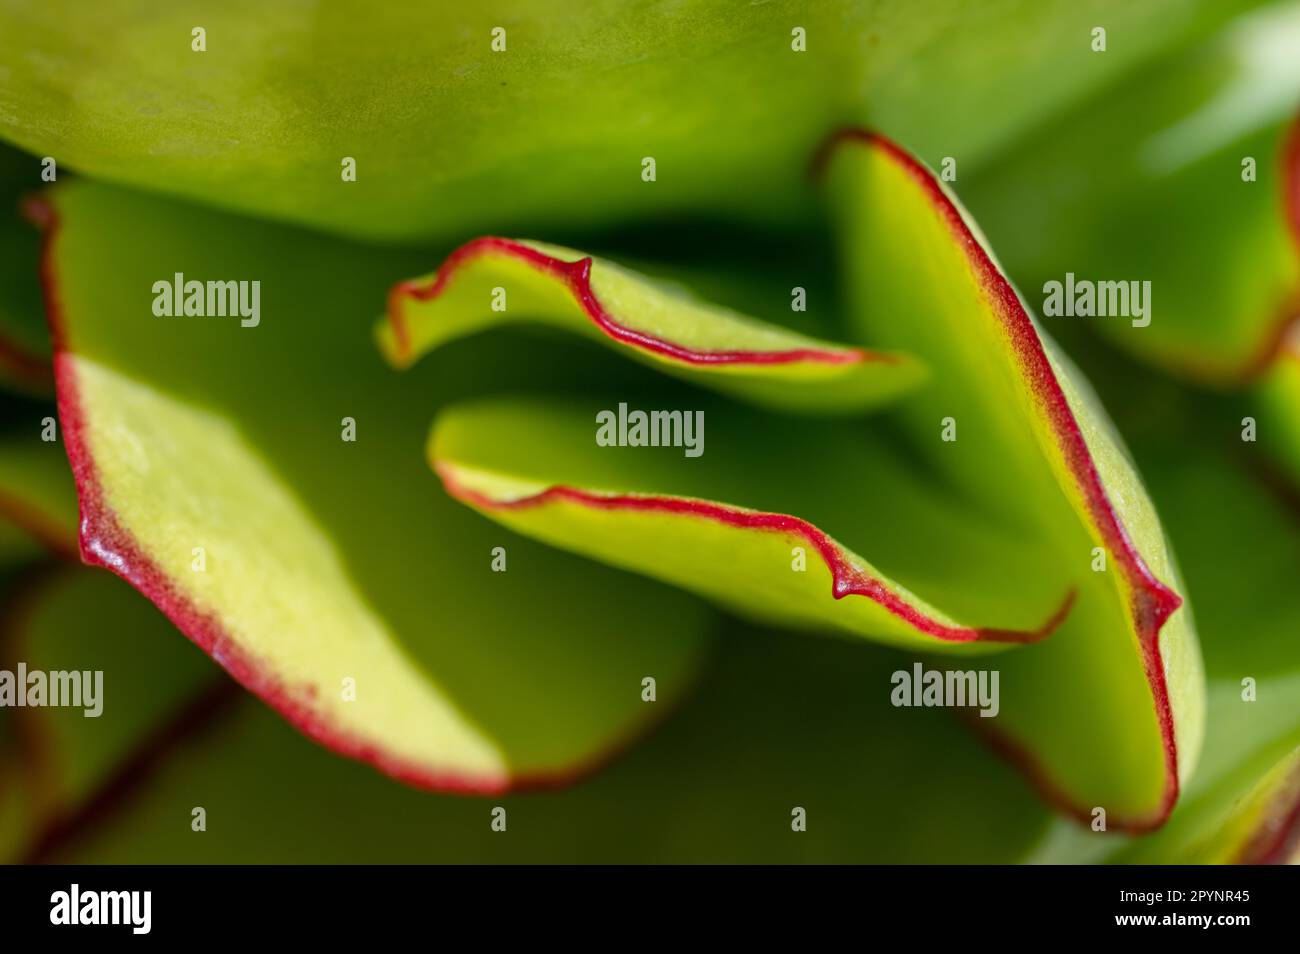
[380,237,924,414]
[823,131,1205,828]
[37,180,717,791]
[431,393,1080,652]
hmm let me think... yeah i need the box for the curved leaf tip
[821,127,1185,620]
[820,127,1199,830]
[32,182,717,799]
[432,446,1076,651]
[380,236,926,414]
[383,237,871,367]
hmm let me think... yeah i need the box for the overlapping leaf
[1,0,1293,863]
[0,320,1058,863]
[34,180,717,791]
[431,396,1075,650]
[412,134,1204,829]
[379,237,923,413]
[1026,413,1300,864]
[821,133,1203,828]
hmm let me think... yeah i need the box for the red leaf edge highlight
[816,129,1187,831]
[435,461,1076,646]
[29,195,689,797]
[386,236,891,368]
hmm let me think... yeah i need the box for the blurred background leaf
[0,0,1265,241]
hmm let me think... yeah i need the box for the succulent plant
[0,0,1297,864]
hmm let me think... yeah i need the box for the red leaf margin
[814,130,1188,833]
[385,236,894,368]
[437,461,1076,646]
[25,194,698,798]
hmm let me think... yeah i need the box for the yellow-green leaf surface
[967,3,1300,385]
[38,180,715,792]
[0,1,1252,241]
[379,237,924,414]
[431,396,1076,652]
[36,622,1054,864]
[823,133,1204,830]
[0,465,1055,864]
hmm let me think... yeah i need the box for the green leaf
[0,0,1253,240]
[965,3,1300,385]
[1115,438,1300,863]
[379,237,924,414]
[822,132,1204,829]
[430,395,1075,651]
[1118,688,1300,863]
[37,180,716,790]
[1030,436,1300,863]
[0,464,1054,863]
[1014,323,1300,861]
